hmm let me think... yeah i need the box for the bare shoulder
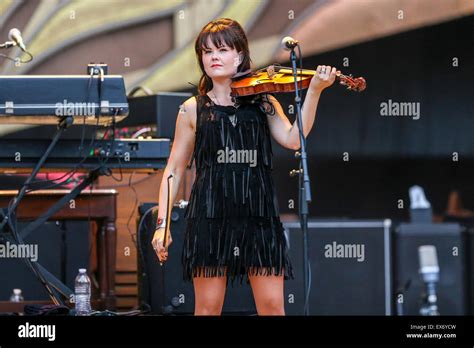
[260,93,284,117]
[265,94,279,104]
[262,94,280,105]
[180,96,197,131]
[183,96,197,110]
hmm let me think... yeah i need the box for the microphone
[418,245,440,315]
[8,28,27,51]
[419,245,439,283]
[281,36,299,51]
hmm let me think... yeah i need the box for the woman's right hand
[151,227,173,263]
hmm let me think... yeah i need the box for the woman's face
[202,38,241,81]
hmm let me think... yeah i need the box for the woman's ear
[234,53,243,67]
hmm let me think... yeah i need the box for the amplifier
[394,222,468,315]
[282,219,393,315]
[126,92,192,138]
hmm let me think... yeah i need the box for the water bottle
[74,268,92,316]
[9,289,24,302]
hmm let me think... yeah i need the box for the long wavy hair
[195,18,251,96]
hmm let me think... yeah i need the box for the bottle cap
[13,289,21,294]
[79,268,86,273]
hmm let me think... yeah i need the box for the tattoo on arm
[259,94,276,116]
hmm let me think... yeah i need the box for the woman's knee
[193,273,227,315]
[248,272,285,315]
[194,296,224,315]
[257,296,285,315]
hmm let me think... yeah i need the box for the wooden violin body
[231,65,366,97]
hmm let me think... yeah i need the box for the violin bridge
[266,65,276,79]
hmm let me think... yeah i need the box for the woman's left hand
[309,65,338,93]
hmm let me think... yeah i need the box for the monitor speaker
[0,220,90,301]
[282,219,393,315]
[126,92,192,137]
[394,222,468,315]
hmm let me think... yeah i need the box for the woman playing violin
[152,17,337,316]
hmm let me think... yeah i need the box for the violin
[230,65,366,97]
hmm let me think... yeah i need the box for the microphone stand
[419,281,439,316]
[288,46,312,315]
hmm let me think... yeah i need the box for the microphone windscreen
[281,36,297,51]
[418,245,439,275]
[8,28,21,41]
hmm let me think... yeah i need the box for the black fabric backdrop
[274,15,473,158]
[271,15,474,219]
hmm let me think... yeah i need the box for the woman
[152,18,336,315]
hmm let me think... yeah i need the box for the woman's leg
[248,269,285,315]
[193,268,227,315]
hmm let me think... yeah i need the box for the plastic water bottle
[9,289,24,302]
[74,268,92,316]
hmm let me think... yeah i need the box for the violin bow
[160,173,174,266]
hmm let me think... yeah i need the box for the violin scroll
[337,73,366,92]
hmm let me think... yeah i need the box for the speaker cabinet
[468,224,474,315]
[282,220,393,315]
[394,222,468,315]
[126,92,192,137]
[0,221,90,301]
[137,203,256,315]
[444,216,474,315]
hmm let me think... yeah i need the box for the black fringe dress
[182,93,294,285]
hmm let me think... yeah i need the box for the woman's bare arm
[266,65,337,150]
[156,97,197,220]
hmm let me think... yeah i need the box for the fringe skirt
[181,215,294,286]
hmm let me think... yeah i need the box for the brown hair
[195,18,251,96]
